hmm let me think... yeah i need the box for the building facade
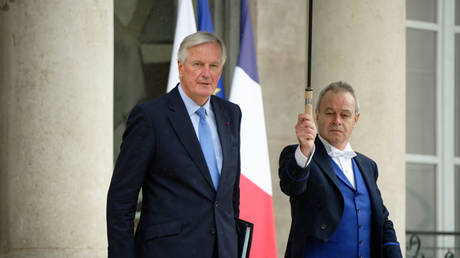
[4,0,446,257]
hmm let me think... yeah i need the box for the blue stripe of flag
[237,0,259,84]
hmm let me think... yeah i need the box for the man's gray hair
[316,81,360,113]
[178,31,227,65]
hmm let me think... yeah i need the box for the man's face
[178,42,223,106]
[315,90,360,150]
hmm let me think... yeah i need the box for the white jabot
[318,135,357,189]
[328,149,356,159]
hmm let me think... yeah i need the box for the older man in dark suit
[279,81,402,258]
[107,31,241,258]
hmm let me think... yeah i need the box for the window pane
[406,29,437,155]
[407,0,437,23]
[406,163,436,258]
[456,34,460,157]
[457,0,460,25]
[114,0,175,159]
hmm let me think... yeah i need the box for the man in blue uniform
[279,81,402,258]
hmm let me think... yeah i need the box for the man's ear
[177,60,183,77]
[353,112,360,127]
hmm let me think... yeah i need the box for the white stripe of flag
[166,0,197,93]
[229,0,278,256]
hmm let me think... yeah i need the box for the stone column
[0,1,113,257]
[255,1,307,256]
[255,0,406,256]
[311,1,406,251]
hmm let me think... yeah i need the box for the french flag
[229,0,278,257]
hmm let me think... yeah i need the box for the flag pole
[305,0,313,115]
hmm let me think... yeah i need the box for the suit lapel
[166,87,215,191]
[313,137,341,190]
[211,96,232,192]
[353,154,381,219]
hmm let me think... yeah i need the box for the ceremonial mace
[305,0,313,115]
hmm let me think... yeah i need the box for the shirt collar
[178,84,211,116]
[318,134,356,159]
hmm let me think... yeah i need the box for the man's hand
[295,113,317,157]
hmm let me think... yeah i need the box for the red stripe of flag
[239,174,278,258]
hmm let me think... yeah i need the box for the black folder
[236,218,254,258]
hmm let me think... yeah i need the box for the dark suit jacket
[107,86,242,258]
[279,138,402,258]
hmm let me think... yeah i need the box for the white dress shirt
[295,135,357,189]
[178,85,223,174]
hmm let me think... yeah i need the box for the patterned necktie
[196,107,220,190]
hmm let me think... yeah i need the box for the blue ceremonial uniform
[279,138,402,258]
[303,158,372,258]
